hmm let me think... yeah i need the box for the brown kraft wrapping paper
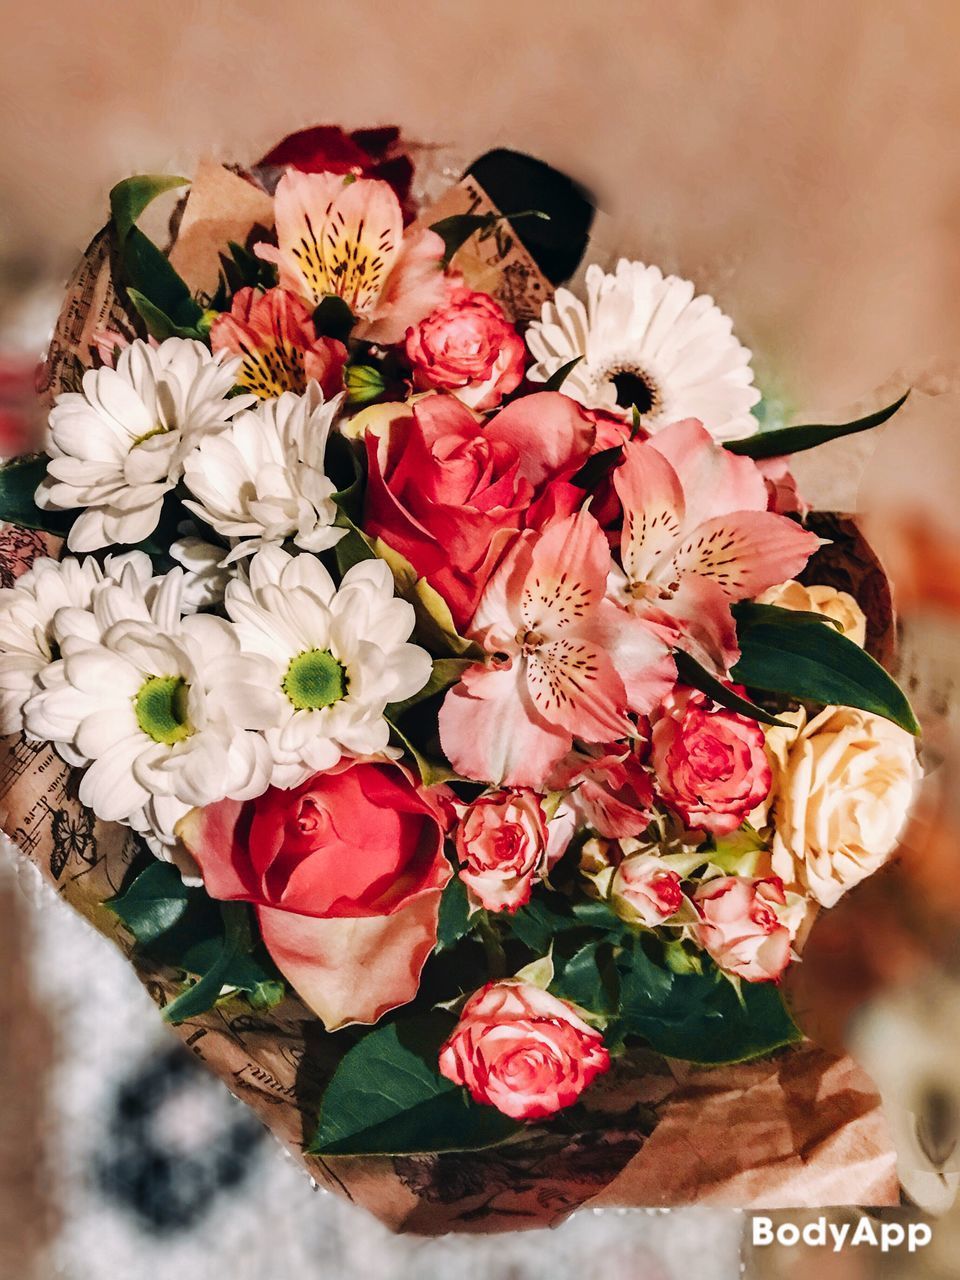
[0,161,900,1232]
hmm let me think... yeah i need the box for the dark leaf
[673,650,786,727]
[106,862,192,945]
[309,1014,520,1155]
[0,456,74,535]
[571,444,623,491]
[435,876,473,951]
[542,354,583,393]
[732,602,920,734]
[109,174,190,251]
[313,295,356,342]
[724,391,909,459]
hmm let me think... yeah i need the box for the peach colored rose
[405,288,526,410]
[693,875,792,982]
[610,854,684,927]
[454,789,552,912]
[438,980,611,1120]
[178,761,450,1029]
[756,579,867,647]
[652,687,771,835]
[762,705,921,907]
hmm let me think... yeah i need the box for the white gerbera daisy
[225,546,432,788]
[23,568,275,824]
[182,383,347,563]
[0,551,153,734]
[36,337,252,552]
[526,260,761,442]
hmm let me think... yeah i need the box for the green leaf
[543,355,583,394]
[387,718,463,787]
[309,1014,520,1155]
[435,876,473,950]
[106,862,192,945]
[313,295,356,342]
[615,938,800,1065]
[571,443,623,491]
[161,903,252,1025]
[0,456,74,535]
[386,658,472,720]
[732,602,919,734]
[126,288,203,341]
[109,174,190,250]
[550,940,618,1017]
[374,537,481,659]
[724,391,909,459]
[673,650,786,727]
[508,893,623,953]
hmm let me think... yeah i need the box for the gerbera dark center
[611,370,658,415]
[134,675,192,745]
[283,648,347,710]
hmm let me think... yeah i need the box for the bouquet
[0,125,922,1230]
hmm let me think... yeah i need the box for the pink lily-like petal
[438,658,571,787]
[664,510,820,601]
[594,599,678,713]
[526,636,631,740]
[648,418,768,532]
[358,226,448,345]
[613,438,686,586]
[519,508,611,637]
[635,573,740,677]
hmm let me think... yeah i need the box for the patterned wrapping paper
[0,162,901,1233]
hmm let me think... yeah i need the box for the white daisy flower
[23,568,275,824]
[169,525,232,612]
[36,337,252,552]
[526,259,761,442]
[0,551,153,734]
[225,546,432,789]
[182,383,347,563]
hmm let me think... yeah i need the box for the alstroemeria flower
[439,509,675,788]
[255,171,447,344]
[609,419,820,674]
[210,287,346,399]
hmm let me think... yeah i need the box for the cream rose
[763,705,921,908]
[756,580,867,647]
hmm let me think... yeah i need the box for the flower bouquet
[0,126,922,1232]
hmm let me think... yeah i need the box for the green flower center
[282,649,347,711]
[134,675,193,745]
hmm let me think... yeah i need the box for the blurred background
[3,2,960,1277]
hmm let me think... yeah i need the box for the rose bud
[454,788,550,912]
[610,854,684,927]
[405,288,526,410]
[651,687,772,836]
[439,980,611,1120]
[693,875,792,983]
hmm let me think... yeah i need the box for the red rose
[363,391,595,629]
[178,761,451,1029]
[651,687,771,835]
[405,288,526,410]
[694,875,792,982]
[438,980,611,1120]
[257,124,415,218]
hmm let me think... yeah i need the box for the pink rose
[694,875,792,982]
[363,391,594,630]
[178,761,451,1030]
[651,687,771,835]
[438,980,611,1120]
[405,288,526,410]
[611,855,684,927]
[454,788,555,912]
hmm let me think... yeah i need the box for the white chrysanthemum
[0,551,153,734]
[225,546,432,788]
[526,260,761,441]
[37,338,252,552]
[182,383,347,563]
[169,526,232,612]
[23,568,275,824]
